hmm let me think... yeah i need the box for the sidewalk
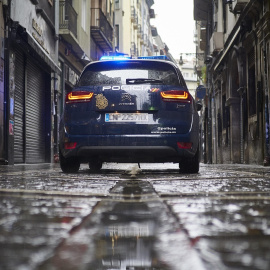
[0,163,60,174]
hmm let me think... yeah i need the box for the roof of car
[83,55,180,72]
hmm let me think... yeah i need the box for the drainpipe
[207,8,212,164]
[263,0,270,165]
[207,72,212,164]
[53,0,59,162]
[234,45,245,164]
[3,1,10,164]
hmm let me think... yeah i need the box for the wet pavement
[0,163,270,269]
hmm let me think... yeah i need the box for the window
[78,62,181,87]
[82,0,86,31]
[115,0,120,9]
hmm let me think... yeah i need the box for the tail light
[64,142,77,149]
[160,90,192,103]
[177,142,193,149]
[65,91,94,104]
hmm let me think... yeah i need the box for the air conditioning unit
[210,32,224,54]
[233,0,249,13]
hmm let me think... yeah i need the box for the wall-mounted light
[204,55,213,65]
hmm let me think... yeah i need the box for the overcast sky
[152,0,196,59]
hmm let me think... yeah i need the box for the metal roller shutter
[25,59,49,163]
[14,49,25,163]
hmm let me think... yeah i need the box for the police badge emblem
[95,94,108,109]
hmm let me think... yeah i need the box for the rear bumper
[77,145,180,163]
[60,133,198,163]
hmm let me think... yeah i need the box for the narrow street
[0,163,270,270]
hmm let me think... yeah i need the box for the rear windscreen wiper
[126,78,163,84]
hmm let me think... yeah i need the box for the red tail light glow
[177,142,193,149]
[64,142,77,149]
[66,91,94,103]
[161,90,192,103]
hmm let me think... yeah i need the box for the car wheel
[59,151,80,173]
[179,148,200,174]
[89,161,102,172]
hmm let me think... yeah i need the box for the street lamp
[179,55,184,66]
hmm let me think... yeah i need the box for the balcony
[59,1,78,40]
[232,0,249,13]
[133,17,138,29]
[131,7,138,29]
[91,8,113,52]
[143,34,148,45]
[115,1,120,9]
[151,26,158,37]
[130,42,137,57]
[146,0,154,8]
[149,9,155,19]
[131,7,136,23]
[194,0,211,21]
[137,25,143,39]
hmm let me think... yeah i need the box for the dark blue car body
[59,57,200,173]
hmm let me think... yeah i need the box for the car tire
[89,161,102,172]
[179,148,200,174]
[59,151,80,173]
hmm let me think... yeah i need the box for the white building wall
[73,0,91,58]
[114,0,154,57]
[224,5,239,43]
[179,61,198,98]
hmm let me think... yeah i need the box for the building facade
[179,57,198,98]
[0,0,182,165]
[2,0,60,164]
[57,0,91,159]
[0,3,5,164]
[194,0,270,165]
[0,0,92,165]
[114,0,155,57]
[90,0,114,61]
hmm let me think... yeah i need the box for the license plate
[105,113,148,122]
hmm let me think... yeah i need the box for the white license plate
[105,113,148,122]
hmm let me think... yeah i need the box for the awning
[194,0,211,21]
[214,27,241,71]
[14,23,61,75]
[26,30,61,74]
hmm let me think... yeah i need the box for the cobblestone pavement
[0,163,270,270]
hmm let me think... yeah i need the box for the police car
[59,55,201,173]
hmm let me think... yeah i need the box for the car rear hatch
[64,60,194,135]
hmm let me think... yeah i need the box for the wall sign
[32,18,49,54]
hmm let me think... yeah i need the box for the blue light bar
[100,55,131,61]
[138,55,169,60]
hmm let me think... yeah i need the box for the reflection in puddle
[40,180,204,270]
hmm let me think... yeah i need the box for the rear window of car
[78,60,185,87]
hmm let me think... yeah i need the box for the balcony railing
[143,34,148,45]
[131,6,138,25]
[91,8,113,51]
[130,42,137,57]
[232,0,249,13]
[137,25,143,39]
[59,0,77,38]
